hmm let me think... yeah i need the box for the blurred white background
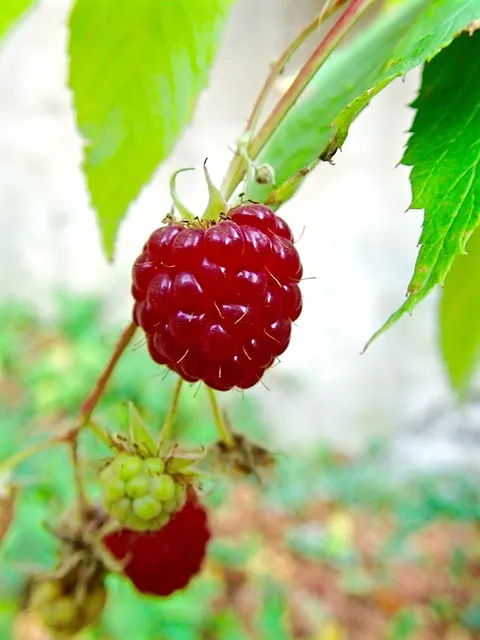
[0,0,471,467]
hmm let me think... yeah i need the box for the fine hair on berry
[132,203,303,391]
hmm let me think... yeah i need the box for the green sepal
[201,160,229,221]
[128,403,157,457]
[169,168,196,221]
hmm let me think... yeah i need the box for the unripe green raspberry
[125,475,149,498]
[151,474,175,501]
[99,453,190,531]
[117,453,143,481]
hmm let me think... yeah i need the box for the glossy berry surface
[132,203,303,390]
[103,491,210,597]
[99,452,187,531]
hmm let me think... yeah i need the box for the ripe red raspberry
[132,203,303,390]
[103,491,210,596]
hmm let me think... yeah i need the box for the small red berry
[102,491,210,597]
[132,204,303,390]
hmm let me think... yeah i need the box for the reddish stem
[221,0,373,200]
[80,321,137,425]
[250,0,372,158]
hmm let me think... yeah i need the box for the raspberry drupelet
[132,203,303,391]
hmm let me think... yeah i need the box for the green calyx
[99,452,189,531]
[168,160,229,224]
[169,168,196,221]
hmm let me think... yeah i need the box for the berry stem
[157,377,184,452]
[0,438,64,476]
[205,386,234,449]
[79,322,137,427]
[220,0,373,201]
[220,1,336,202]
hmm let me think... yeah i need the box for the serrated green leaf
[440,227,480,395]
[366,31,480,349]
[69,0,234,260]
[246,0,480,204]
[0,0,36,43]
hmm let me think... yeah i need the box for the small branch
[79,321,137,427]
[221,0,374,201]
[206,386,234,449]
[157,377,184,452]
[220,0,340,200]
[251,0,372,160]
[59,321,137,527]
[246,0,338,136]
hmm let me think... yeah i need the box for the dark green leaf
[366,31,480,348]
[440,227,480,395]
[0,0,36,43]
[69,0,234,259]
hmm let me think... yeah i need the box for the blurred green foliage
[1,297,480,639]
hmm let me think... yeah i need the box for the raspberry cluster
[99,452,186,531]
[103,489,210,596]
[132,203,303,391]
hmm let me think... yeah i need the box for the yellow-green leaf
[0,0,36,43]
[69,0,234,259]
[440,227,480,396]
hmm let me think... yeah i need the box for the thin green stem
[56,321,137,529]
[86,419,112,448]
[79,322,137,427]
[69,438,89,529]
[0,438,63,476]
[205,386,234,449]
[0,322,137,489]
[157,377,184,451]
[221,0,374,201]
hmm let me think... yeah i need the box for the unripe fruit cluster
[99,452,186,531]
[29,578,106,636]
